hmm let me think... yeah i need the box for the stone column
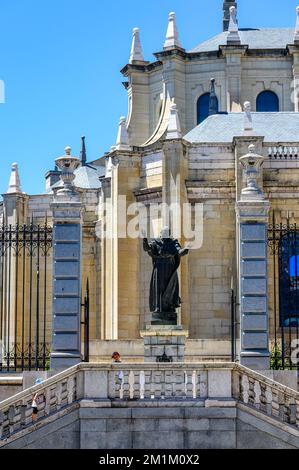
[122,66,150,147]
[100,146,141,340]
[162,118,189,329]
[236,145,270,370]
[139,105,189,362]
[220,46,246,112]
[288,46,299,112]
[2,164,28,353]
[50,147,83,370]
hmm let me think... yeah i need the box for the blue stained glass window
[280,233,299,327]
[289,255,299,277]
[256,91,279,112]
[197,93,219,124]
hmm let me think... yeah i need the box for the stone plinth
[140,326,188,362]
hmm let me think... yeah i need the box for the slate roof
[52,164,105,190]
[190,28,294,53]
[184,113,299,143]
[74,164,105,189]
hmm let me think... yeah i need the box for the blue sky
[0,0,298,194]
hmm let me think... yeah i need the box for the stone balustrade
[109,365,207,400]
[268,146,299,159]
[233,367,299,426]
[0,362,299,441]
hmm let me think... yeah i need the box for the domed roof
[184,112,299,143]
[190,28,294,53]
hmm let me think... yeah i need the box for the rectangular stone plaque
[242,278,267,295]
[55,243,80,259]
[241,260,267,277]
[241,224,266,241]
[53,297,79,314]
[53,315,79,332]
[242,314,268,331]
[54,279,80,296]
[242,332,268,350]
[241,241,266,259]
[54,260,79,277]
[52,332,79,351]
[242,296,267,313]
[54,224,80,242]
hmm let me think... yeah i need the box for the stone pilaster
[162,138,189,329]
[100,150,141,340]
[121,65,150,146]
[236,145,270,370]
[155,52,186,134]
[288,45,299,112]
[2,165,28,351]
[220,46,247,112]
[50,148,83,370]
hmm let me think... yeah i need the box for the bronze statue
[143,227,189,325]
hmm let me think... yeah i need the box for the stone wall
[88,338,238,362]
[0,377,22,401]
[3,402,299,449]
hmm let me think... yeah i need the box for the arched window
[280,232,299,326]
[196,93,219,124]
[256,90,279,112]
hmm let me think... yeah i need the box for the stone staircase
[1,362,299,449]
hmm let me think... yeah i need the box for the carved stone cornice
[133,186,162,204]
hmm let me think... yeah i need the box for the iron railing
[0,221,52,371]
[268,214,299,369]
[81,279,90,363]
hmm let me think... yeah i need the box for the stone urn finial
[55,146,80,195]
[239,144,265,200]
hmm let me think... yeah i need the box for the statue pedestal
[140,325,188,363]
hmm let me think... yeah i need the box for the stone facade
[1,2,299,368]
[4,404,299,449]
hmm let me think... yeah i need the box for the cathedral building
[3,0,299,451]
[1,0,299,370]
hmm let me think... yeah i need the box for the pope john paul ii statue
[143,227,189,325]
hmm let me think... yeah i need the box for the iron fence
[0,221,52,371]
[268,214,299,369]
